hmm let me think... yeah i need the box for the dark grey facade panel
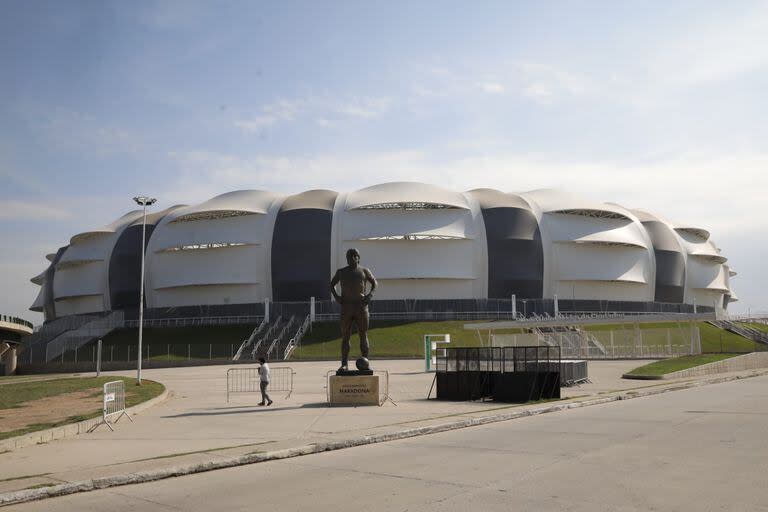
[483,207,540,241]
[482,208,544,299]
[653,250,685,303]
[108,225,156,310]
[271,209,333,301]
[44,246,68,322]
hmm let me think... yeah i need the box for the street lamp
[133,196,156,385]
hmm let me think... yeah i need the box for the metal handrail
[233,317,268,361]
[251,316,282,358]
[267,316,295,359]
[283,314,311,360]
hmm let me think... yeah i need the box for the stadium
[23,182,738,364]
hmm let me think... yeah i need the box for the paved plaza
[1,359,766,507]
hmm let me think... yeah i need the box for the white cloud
[0,200,74,221]
[235,99,301,132]
[479,82,505,94]
[166,148,768,239]
[41,109,142,156]
[334,97,392,119]
[234,96,392,133]
[516,62,594,103]
[132,1,211,30]
[234,115,280,131]
[647,4,768,87]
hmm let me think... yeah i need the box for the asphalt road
[9,375,768,512]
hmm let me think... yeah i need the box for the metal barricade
[227,366,294,402]
[93,380,133,431]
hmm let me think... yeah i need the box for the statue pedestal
[329,375,380,406]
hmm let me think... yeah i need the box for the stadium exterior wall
[29,183,736,321]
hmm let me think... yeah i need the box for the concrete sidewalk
[1,359,765,506]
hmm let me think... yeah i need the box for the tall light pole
[133,196,156,385]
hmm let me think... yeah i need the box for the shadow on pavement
[163,402,329,417]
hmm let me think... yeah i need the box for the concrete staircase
[710,320,768,346]
[44,311,125,362]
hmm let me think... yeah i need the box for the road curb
[0,386,170,454]
[2,369,767,507]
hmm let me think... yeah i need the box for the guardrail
[0,315,33,330]
[124,315,262,328]
[314,311,521,321]
[226,366,294,402]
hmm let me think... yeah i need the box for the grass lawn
[625,354,739,377]
[54,325,259,362]
[0,376,164,440]
[584,321,757,353]
[292,320,758,359]
[50,320,761,362]
[292,320,524,359]
[101,325,256,346]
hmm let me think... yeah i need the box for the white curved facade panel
[53,211,141,315]
[371,279,476,300]
[150,246,262,289]
[345,182,470,210]
[677,232,725,263]
[54,295,103,317]
[554,281,648,301]
[545,214,648,247]
[30,183,736,317]
[30,270,47,286]
[522,189,631,219]
[674,226,710,241]
[54,261,105,299]
[687,258,729,291]
[690,289,725,311]
[351,240,476,279]
[723,265,737,302]
[334,187,486,300]
[30,287,46,312]
[173,189,275,219]
[342,209,475,240]
[145,190,284,308]
[676,230,717,253]
[59,235,115,265]
[523,190,655,302]
[152,284,262,308]
[676,228,728,312]
[152,213,273,250]
[68,211,143,245]
[553,244,650,284]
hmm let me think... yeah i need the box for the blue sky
[2,0,767,321]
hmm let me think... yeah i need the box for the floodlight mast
[133,196,156,385]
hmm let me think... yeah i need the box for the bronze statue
[330,248,377,371]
